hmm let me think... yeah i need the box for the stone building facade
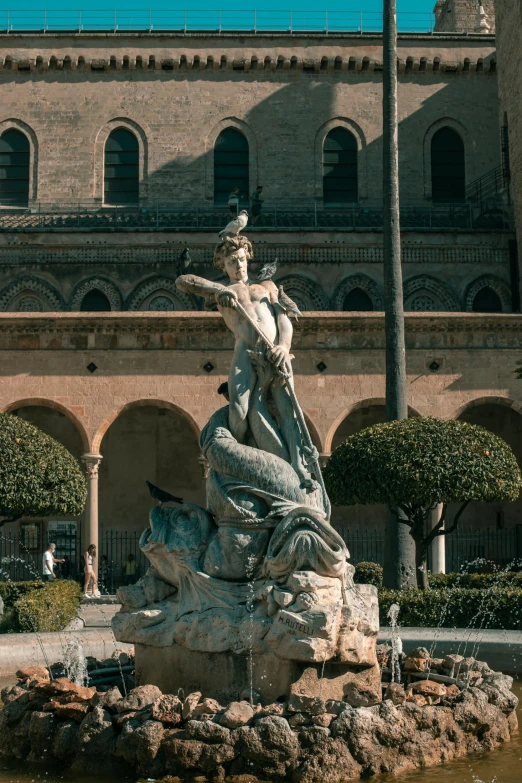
[1,3,521,574]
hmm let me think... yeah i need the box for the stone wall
[496,0,522,296]
[0,230,514,314]
[0,312,521,538]
[0,32,499,206]
[434,0,496,33]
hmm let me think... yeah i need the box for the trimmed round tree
[0,412,87,527]
[324,417,522,589]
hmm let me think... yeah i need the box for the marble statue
[113,234,378,675]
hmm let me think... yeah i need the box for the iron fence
[1,525,520,591]
[0,200,512,232]
[0,10,440,35]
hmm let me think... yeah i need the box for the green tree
[0,412,86,527]
[324,417,522,589]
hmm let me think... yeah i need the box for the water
[0,681,520,783]
[62,638,88,687]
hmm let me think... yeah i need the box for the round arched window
[323,128,358,205]
[214,129,249,205]
[431,127,465,203]
[80,289,111,311]
[0,129,30,207]
[472,286,502,313]
[104,128,139,206]
[343,288,373,311]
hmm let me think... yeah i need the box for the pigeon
[146,480,183,506]
[256,258,278,282]
[218,210,249,237]
[177,247,191,276]
[278,286,302,319]
[217,381,230,402]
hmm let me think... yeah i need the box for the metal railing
[0,198,513,232]
[466,164,511,210]
[0,10,442,35]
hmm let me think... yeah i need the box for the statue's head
[213,235,253,283]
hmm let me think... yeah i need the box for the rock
[1,684,27,705]
[192,697,223,718]
[288,692,326,715]
[185,719,231,744]
[409,646,430,659]
[273,586,294,607]
[115,684,162,713]
[133,719,165,774]
[39,678,95,703]
[27,711,58,760]
[116,584,147,610]
[114,711,138,728]
[233,715,299,779]
[114,718,141,765]
[311,713,335,727]
[16,666,49,682]
[288,712,310,727]
[182,691,202,720]
[406,692,429,706]
[152,694,182,725]
[74,706,116,768]
[92,686,122,712]
[220,701,254,728]
[293,736,361,783]
[325,699,348,716]
[53,702,90,722]
[240,688,262,705]
[162,737,206,774]
[376,644,392,668]
[258,702,284,717]
[403,656,428,673]
[291,593,318,612]
[344,681,380,708]
[442,654,465,675]
[112,650,133,667]
[384,682,406,705]
[52,720,79,759]
[411,680,447,703]
[443,684,461,700]
[429,658,444,672]
[141,573,178,605]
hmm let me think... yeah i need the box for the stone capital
[81,453,103,479]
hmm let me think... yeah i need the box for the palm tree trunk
[382,0,416,588]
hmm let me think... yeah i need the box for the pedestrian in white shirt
[42,542,63,582]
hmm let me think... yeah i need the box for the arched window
[431,127,465,203]
[214,128,249,205]
[80,289,111,311]
[0,129,30,207]
[472,286,502,313]
[343,288,373,311]
[323,128,358,205]
[104,128,139,206]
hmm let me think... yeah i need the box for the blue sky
[0,2,438,33]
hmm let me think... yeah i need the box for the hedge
[0,580,82,633]
[354,563,522,592]
[379,586,522,630]
[354,562,383,588]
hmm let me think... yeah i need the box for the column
[429,503,446,574]
[82,453,103,577]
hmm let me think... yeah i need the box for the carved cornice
[0,312,521,351]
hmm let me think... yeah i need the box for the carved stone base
[134,643,380,704]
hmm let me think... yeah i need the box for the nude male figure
[176,236,312,486]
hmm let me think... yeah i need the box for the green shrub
[0,411,86,525]
[379,586,522,630]
[354,561,383,588]
[430,572,522,590]
[1,580,82,633]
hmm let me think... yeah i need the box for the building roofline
[0,32,496,43]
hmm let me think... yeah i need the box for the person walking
[250,185,264,225]
[83,544,100,598]
[42,542,63,582]
[123,553,138,586]
[228,188,240,216]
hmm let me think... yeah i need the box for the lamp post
[382,0,416,588]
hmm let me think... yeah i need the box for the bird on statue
[256,257,278,282]
[278,286,302,319]
[218,210,248,238]
[145,480,183,506]
[177,247,191,276]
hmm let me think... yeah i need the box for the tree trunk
[382,0,415,588]
[414,536,430,590]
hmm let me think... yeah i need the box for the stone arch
[332,274,383,311]
[314,117,368,199]
[453,396,522,420]
[275,275,329,312]
[126,276,196,311]
[3,397,90,453]
[324,398,423,454]
[303,414,323,453]
[0,275,64,312]
[205,117,258,201]
[403,275,459,312]
[69,277,123,312]
[93,117,149,203]
[0,118,38,201]
[95,400,204,533]
[92,398,201,454]
[464,275,512,313]
[423,117,474,199]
